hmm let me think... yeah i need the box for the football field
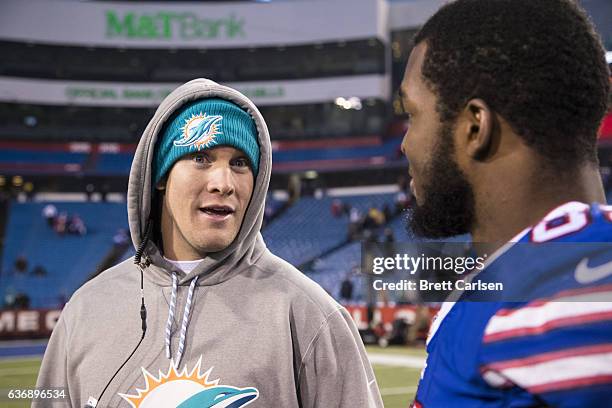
[368,345,426,407]
[0,346,426,407]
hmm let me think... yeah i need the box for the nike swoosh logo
[575,258,612,284]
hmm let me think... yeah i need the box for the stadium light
[23,115,37,127]
[12,176,23,187]
[335,97,362,110]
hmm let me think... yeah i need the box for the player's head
[400,0,610,238]
[152,98,259,259]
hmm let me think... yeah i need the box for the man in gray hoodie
[36,79,383,408]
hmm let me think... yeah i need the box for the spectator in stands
[13,255,28,274]
[85,183,95,201]
[339,274,354,303]
[67,214,87,236]
[13,292,30,309]
[101,183,110,202]
[3,291,15,308]
[382,203,392,223]
[347,206,362,240]
[394,190,408,214]
[388,317,410,345]
[32,265,47,277]
[367,207,385,227]
[331,198,344,217]
[363,208,376,230]
[37,79,382,408]
[363,228,377,245]
[406,305,430,345]
[112,228,130,248]
[397,175,409,192]
[383,227,395,243]
[42,203,57,227]
[349,206,361,224]
[54,211,67,235]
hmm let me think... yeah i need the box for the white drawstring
[164,272,199,366]
[175,276,199,366]
[164,273,178,359]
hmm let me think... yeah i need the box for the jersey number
[531,209,589,242]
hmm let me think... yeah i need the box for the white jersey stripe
[484,344,612,371]
[495,352,612,393]
[484,301,612,341]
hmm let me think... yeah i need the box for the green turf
[0,347,427,408]
[0,358,42,408]
[369,345,426,406]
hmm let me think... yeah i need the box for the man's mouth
[199,205,235,220]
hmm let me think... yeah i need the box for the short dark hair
[414,0,610,169]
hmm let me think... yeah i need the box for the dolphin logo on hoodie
[119,358,260,408]
[177,386,259,408]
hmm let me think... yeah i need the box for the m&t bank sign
[105,10,246,40]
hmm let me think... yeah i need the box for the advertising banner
[0,0,388,48]
[0,75,390,107]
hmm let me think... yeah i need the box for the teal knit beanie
[153,98,260,186]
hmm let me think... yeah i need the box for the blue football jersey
[412,202,612,408]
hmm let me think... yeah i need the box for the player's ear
[461,98,495,160]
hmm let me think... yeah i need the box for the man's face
[160,146,254,260]
[399,42,475,238]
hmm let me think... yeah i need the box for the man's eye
[233,158,249,168]
[193,154,209,164]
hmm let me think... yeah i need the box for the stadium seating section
[263,193,394,266]
[1,202,127,308]
[1,191,475,309]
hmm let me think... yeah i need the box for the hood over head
[127,78,272,286]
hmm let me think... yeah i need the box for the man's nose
[207,166,235,196]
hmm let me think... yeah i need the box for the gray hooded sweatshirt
[35,79,383,408]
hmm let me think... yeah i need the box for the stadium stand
[306,242,362,299]
[0,191,399,310]
[1,202,127,308]
[263,193,395,266]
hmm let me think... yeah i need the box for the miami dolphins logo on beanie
[174,113,222,151]
[119,357,259,408]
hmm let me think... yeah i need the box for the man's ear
[155,178,166,191]
[460,98,495,160]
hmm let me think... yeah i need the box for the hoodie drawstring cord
[164,272,178,359]
[175,276,199,366]
[164,272,199,366]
